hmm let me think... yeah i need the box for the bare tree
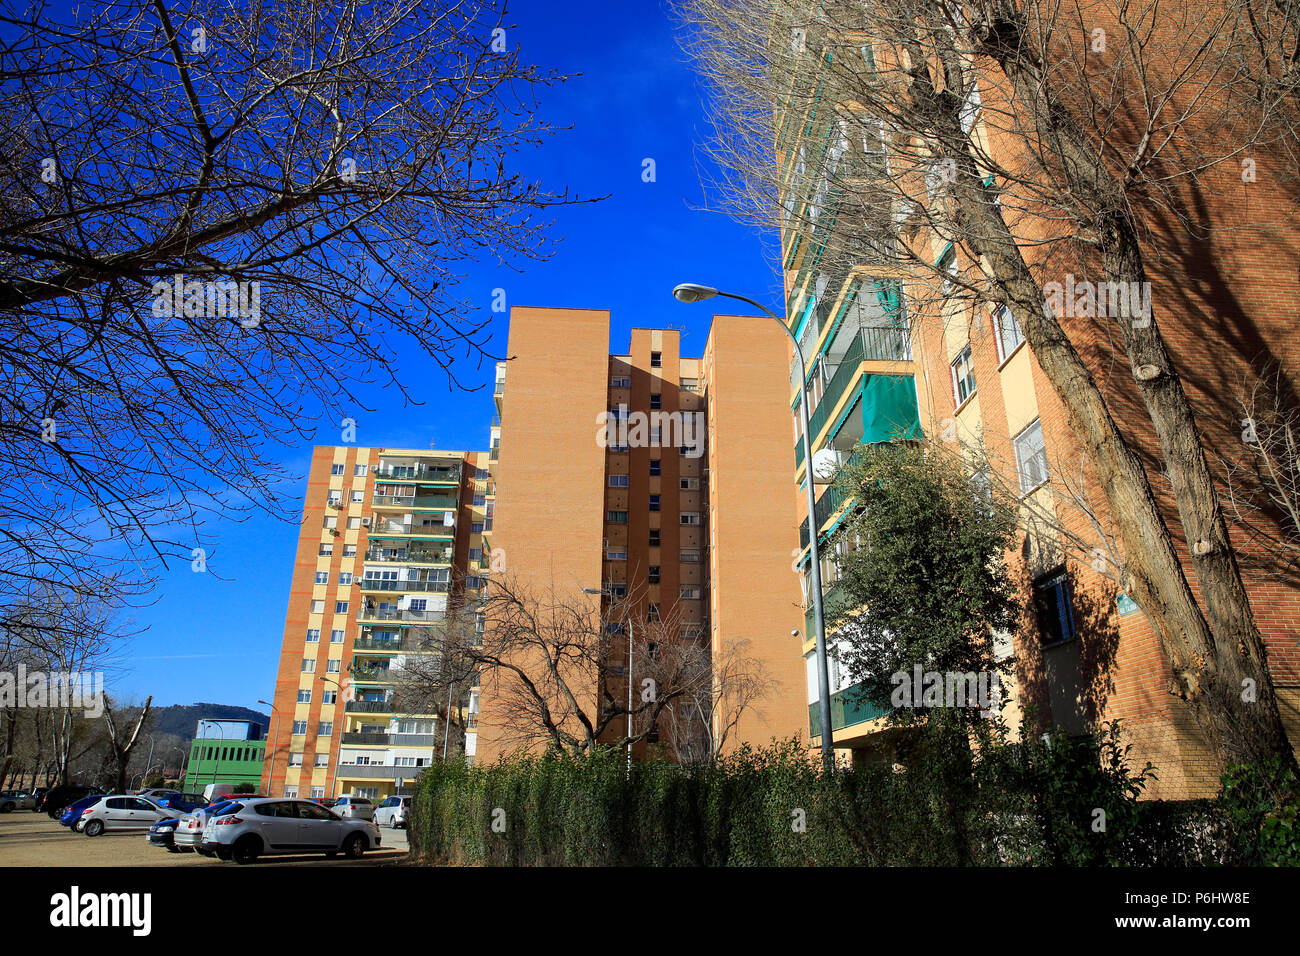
[102,696,153,793]
[0,0,585,608]
[675,0,1300,772]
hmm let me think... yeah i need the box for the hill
[151,702,271,740]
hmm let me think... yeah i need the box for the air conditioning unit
[370,465,379,473]
[361,517,372,527]
[329,528,339,536]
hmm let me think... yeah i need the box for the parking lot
[0,808,409,866]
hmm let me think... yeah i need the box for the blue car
[147,816,183,851]
[158,794,207,813]
[59,794,106,829]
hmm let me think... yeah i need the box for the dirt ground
[0,808,408,867]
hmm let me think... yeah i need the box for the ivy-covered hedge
[407,729,1286,867]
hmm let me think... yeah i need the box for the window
[292,720,308,734]
[680,478,699,490]
[343,544,357,557]
[289,752,303,767]
[352,490,364,502]
[335,601,349,614]
[306,628,321,643]
[297,689,312,703]
[355,464,367,476]
[301,659,316,673]
[339,572,352,586]
[607,549,627,561]
[650,393,662,410]
[650,427,661,444]
[649,494,660,512]
[322,690,337,704]
[466,576,482,589]
[328,490,343,506]
[310,600,325,614]
[649,528,660,547]
[331,464,345,476]
[323,515,338,530]
[326,659,341,673]
[992,304,1024,364]
[473,494,486,506]
[318,544,333,557]
[951,345,976,405]
[960,79,982,135]
[1034,570,1076,645]
[680,378,698,391]
[681,513,701,526]
[314,754,330,767]
[471,522,484,534]
[347,517,361,530]
[648,566,660,584]
[331,629,345,643]
[476,467,489,480]
[650,351,662,368]
[680,586,702,600]
[1014,419,1049,493]
[318,721,333,736]
[611,376,631,388]
[607,511,628,524]
[647,603,660,621]
[649,459,661,477]
[939,245,958,295]
[609,442,630,453]
[315,571,329,585]
[609,475,629,487]
[469,547,483,561]
[310,786,325,799]
[609,583,628,598]
[681,549,701,562]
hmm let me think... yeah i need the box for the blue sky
[113,0,782,708]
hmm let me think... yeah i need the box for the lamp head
[672,283,718,304]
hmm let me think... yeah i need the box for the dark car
[31,787,49,810]
[147,817,183,851]
[42,784,102,818]
[59,793,107,828]
[158,793,208,813]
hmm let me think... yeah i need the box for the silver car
[80,795,180,836]
[331,795,376,820]
[0,790,35,812]
[174,799,242,854]
[201,798,380,864]
[373,795,410,828]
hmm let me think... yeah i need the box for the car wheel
[342,833,366,859]
[1,804,13,813]
[232,837,261,865]
[83,820,104,837]
[196,847,214,857]
[215,847,232,861]
[166,845,181,853]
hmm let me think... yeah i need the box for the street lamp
[672,282,835,768]
[584,586,635,776]
[199,719,228,791]
[258,698,282,797]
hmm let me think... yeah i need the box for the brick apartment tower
[475,307,806,761]
[262,445,492,800]
[774,11,1300,796]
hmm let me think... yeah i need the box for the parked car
[0,790,35,812]
[79,795,181,836]
[202,783,263,802]
[173,799,244,854]
[332,795,375,820]
[373,796,410,828]
[146,817,183,851]
[30,787,49,809]
[59,794,108,829]
[42,784,102,818]
[201,798,380,864]
[134,788,180,802]
[158,793,207,813]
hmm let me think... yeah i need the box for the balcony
[335,764,428,779]
[344,700,395,713]
[374,464,460,484]
[364,548,454,565]
[799,484,850,550]
[804,582,856,639]
[356,606,447,624]
[352,636,407,652]
[809,680,890,739]
[372,493,459,510]
[340,732,441,746]
[358,578,450,594]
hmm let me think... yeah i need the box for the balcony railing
[340,732,441,746]
[799,484,850,550]
[344,700,395,713]
[358,578,450,593]
[364,549,454,565]
[356,607,447,623]
[375,465,460,483]
[372,493,459,510]
[336,764,430,779]
[804,582,856,640]
[352,636,406,652]
[809,679,890,739]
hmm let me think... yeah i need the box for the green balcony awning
[829,374,921,445]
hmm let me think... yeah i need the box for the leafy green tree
[827,441,1021,729]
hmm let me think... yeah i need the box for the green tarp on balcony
[830,373,922,445]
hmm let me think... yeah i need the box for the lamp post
[584,586,635,776]
[142,732,155,786]
[170,747,186,787]
[672,282,835,769]
[258,698,282,796]
[200,719,228,790]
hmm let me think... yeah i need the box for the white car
[373,796,410,828]
[201,798,380,864]
[332,795,376,820]
[80,795,181,836]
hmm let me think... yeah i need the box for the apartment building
[773,9,1300,796]
[474,307,807,762]
[261,445,491,800]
